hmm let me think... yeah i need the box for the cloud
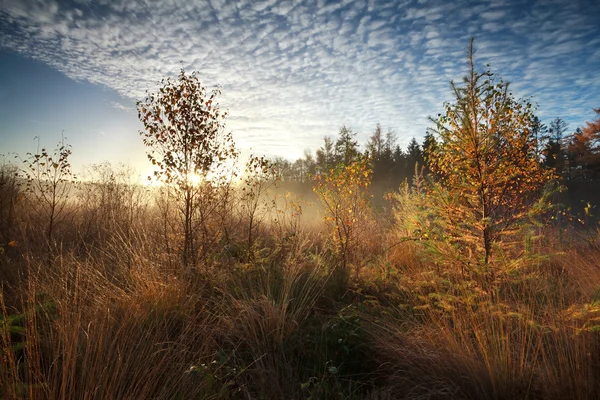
[0,0,599,160]
[481,10,506,21]
[109,101,134,113]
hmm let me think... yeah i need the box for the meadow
[1,157,599,400]
[2,55,600,399]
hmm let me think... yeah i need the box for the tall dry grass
[1,162,600,398]
[1,250,222,399]
[366,240,600,400]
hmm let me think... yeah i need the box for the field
[1,159,600,400]
[2,54,600,399]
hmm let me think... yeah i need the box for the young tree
[22,135,76,264]
[239,156,278,260]
[426,40,555,282]
[137,69,237,268]
[313,157,373,280]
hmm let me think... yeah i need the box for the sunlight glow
[141,157,240,187]
[141,168,162,186]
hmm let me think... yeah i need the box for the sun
[188,172,203,186]
[141,158,239,188]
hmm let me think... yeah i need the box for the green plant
[1,292,56,399]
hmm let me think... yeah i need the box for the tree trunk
[183,189,194,268]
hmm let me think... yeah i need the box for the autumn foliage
[423,41,556,284]
[2,50,600,399]
[313,157,373,280]
[137,70,236,268]
[567,108,600,179]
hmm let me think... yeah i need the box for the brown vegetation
[2,45,600,399]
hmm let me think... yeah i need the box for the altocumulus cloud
[1,0,599,159]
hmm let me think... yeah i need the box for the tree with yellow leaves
[314,157,373,281]
[426,40,555,283]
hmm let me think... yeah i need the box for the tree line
[274,110,600,197]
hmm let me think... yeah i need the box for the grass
[1,174,600,399]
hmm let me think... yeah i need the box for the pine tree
[335,125,359,165]
[544,117,568,173]
[316,136,335,172]
[426,40,555,282]
[422,130,438,175]
[406,137,424,184]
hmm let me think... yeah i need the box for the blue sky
[1,0,599,176]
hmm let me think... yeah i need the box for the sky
[1,0,599,177]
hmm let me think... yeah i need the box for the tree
[529,116,547,160]
[334,125,359,165]
[405,137,424,184]
[542,117,568,173]
[239,156,278,260]
[365,125,406,199]
[566,108,600,180]
[426,40,554,282]
[302,149,317,178]
[316,136,335,172]
[384,129,397,159]
[21,135,76,265]
[549,117,569,142]
[366,123,384,160]
[313,157,373,282]
[422,130,438,176]
[383,129,404,187]
[583,108,600,137]
[137,69,237,268]
[271,157,293,182]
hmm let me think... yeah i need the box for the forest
[1,44,600,399]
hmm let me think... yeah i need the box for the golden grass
[1,180,600,399]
